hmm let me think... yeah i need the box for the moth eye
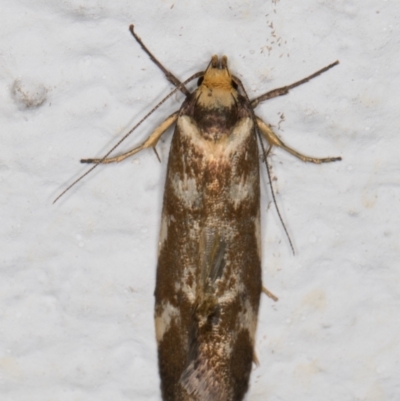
[231,80,238,90]
[197,76,204,86]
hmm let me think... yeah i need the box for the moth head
[198,55,238,91]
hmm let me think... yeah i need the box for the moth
[56,26,340,401]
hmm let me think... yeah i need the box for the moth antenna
[234,75,295,255]
[53,71,203,204]
[233,61,340,253]
[250,60,339,108]
[152,146,161,163]
[260,139,295,255]
[129,24,190,97]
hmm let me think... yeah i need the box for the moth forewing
[63,25,340,401]
[154,57,262,401]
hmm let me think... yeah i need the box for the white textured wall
[1,1,399,400]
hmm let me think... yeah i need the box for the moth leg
[81,112,178,164]
[256,117,341,164]
[262,286,278,302]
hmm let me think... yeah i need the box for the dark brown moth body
[59,25,341,401]
[155,57,261,401]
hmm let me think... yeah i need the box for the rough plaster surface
[1,1,399,400]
